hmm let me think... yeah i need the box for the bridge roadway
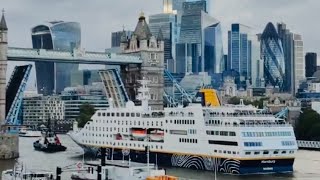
[7,47,142,65]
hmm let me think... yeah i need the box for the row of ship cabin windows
[206,131,236,136]
[244,141,296,147]
[89,118,163,127]
[82,140,163,150]
[245,150,295,155]
[97,112,165,118]
[170,119,195,125]
[213,149,239,155]
[86,126,130,133]
[83,133,114,138]
[179,138,198,144]
[242,131,292,137]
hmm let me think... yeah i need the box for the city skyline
[1,0,319,91]
[0,0,319,56]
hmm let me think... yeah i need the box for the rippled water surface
[1,135,320,180]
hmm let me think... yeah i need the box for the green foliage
[296,108,320,141]
[77,103,95,128]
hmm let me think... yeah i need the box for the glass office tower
[31,21,81,95]
[111,30,133,47]
[261,22,285,90]
[204,22,224,74]
[305,52,317,77]
[277,23,305,94]
[149,13,177,72]
[228,24,253,80]
[176,0,218,73]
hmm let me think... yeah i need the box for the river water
[1,135,320,180]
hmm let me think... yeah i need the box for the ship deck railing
[206,123,292,128]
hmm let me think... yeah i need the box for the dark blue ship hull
[78,144,294,175]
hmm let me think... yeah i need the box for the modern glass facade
[31,21,81,95]
[111,30,133,47]
[204,22,224,74]
[305,52,317,77]
[277,23,305,94]
[176,0,218,73]
[261,22,285,90]
[149,13,177,72]
[228,24,253,81]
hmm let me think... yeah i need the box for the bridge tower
[0,10,8,124]
[0,10,19,160]
[120,12,164,110]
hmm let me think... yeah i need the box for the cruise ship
[69,80,298,175]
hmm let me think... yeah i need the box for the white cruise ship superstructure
[69,80,298,175]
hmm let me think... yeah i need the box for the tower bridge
[7,47,142,65]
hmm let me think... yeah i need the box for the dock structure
[0,126,19,159]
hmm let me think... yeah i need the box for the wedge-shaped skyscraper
[261,22,285,90]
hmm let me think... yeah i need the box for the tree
[77,103,95,128]
[296,108,320,140]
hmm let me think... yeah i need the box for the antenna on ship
[137,77,151,111]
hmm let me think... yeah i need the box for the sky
[1,0,320,89]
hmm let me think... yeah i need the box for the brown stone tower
[120,12,164,110]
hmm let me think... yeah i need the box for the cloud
[1,0,319,90]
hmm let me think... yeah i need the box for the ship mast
[137,78,151,111]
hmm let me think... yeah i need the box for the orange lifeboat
[131,129,147,139]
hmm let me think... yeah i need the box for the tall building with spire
[120,13,164,110]
[0,11,8,124]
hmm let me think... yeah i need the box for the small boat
[131,129,147,139]
[33,131,67,152]
[70,160,168,180]
[1,162,54,180]
[149,130,164,142]
[19,127,42,137]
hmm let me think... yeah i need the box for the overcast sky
[1,0,320,90]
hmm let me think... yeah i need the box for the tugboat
[33,117,67,152]
[33,131,67,152]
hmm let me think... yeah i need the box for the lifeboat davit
[131,129,147,139]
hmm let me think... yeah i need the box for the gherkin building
[261,22,285,90]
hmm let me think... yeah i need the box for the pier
[297,140,320,150]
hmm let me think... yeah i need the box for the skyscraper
[261,22,285,90]
[292,34,305,94]
[31,21,81,95]
[305,52,317,77]
[228,24,252,81]
[176,0,220,73]
[204,22,224,74]
[149,13,177,72]
[277,23,305,94]
[228,23,262,88]
[251,35,264,87]
[111,30,133,48]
